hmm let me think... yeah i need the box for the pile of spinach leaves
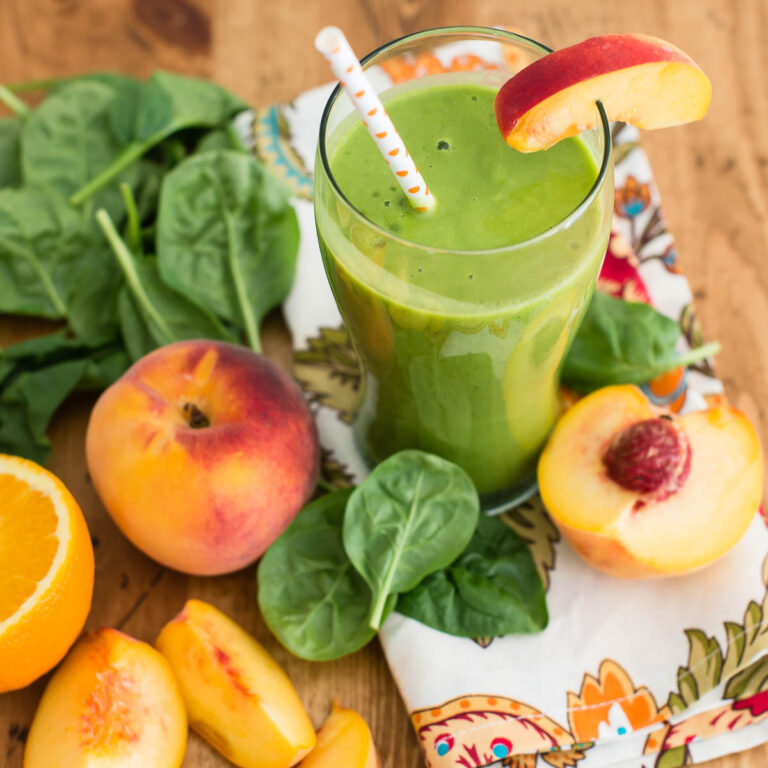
[257,450,548,660]
[0,72,298,463]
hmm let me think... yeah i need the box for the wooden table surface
[1,1,766,766]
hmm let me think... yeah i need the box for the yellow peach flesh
[301,702,380,768]
[155,599,316,768]
[538,385,763,578]
[24,628,187,768]
[508,61,711,152]
[538,385,651,532]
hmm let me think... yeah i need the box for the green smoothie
[316,83,610,495]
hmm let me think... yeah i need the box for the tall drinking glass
[314,27,613,507]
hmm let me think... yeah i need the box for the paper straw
[315,26,436,213]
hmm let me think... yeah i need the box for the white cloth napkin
[253,73,768,768]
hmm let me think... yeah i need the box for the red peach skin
[86,340,319,575]
[495,34,711,151]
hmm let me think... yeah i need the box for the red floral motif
[597,223,652,303]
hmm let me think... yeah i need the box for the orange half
[0,454,94,691]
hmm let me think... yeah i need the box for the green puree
[332,85,596,249]
[321,83,605,494]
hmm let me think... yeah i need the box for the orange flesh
[0,474,59,621]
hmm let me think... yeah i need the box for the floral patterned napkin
[246,50,768,768]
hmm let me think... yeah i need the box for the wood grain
[0,0,766,766]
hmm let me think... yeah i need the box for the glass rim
[317,25,612,256]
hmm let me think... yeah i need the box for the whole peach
[86,340,319,575]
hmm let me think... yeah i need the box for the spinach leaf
[20,80,139,219]
[0,187,120,336]
[96,209,235,360]
[0,331,127,463]
[71,72,247,206]
[0,330,117,368]
[79,344,131,389]
[343,450,480,630]
[116,289,156,362]
[0,119,21,187]
[6,71,141,97]
[258,490,394,661]
[562,290,720,392]
[195,123,248,154]
[397,515,548,638]
[0,358,89,462]
[156,150,298,352]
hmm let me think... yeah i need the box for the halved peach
[155,599,316,768]
[301,701,380,768]
[24,628,187,767]
[538,385,763,578]
[495,34,711,152]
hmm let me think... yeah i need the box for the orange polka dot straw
[314,26,436,213]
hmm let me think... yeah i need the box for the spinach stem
[96,209,176,346]
[0,85,30,117]
[7,76,68,93]
[120,183,143,255]
[28,255,68,317]
[316,477,338,494]
[369,472,423,630]
[207,169,262,353]
[71,141,149,206]
[677,341,721,368]
[225,210,262,352]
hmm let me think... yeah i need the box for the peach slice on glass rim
[495,34,712,152]
[537,385,763,578]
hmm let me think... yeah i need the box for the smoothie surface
[330,84,599,250]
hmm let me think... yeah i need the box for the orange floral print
[412,694,574,767]
[647,367,687,413]
[568,660,671,743]
[449,53,499,72]
[614,175,651,218]
[380,51,500,85]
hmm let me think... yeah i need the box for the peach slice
[155,599,316,768]
[495,34,711,152]
[24,628,187,767]
[538,385,763,578]
[301,701,380,768]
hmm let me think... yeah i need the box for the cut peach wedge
[301,701,380,768]
[495,34,711,152]
[24,628,187,767]
[538,385,763,578]
[155,599,316,768]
